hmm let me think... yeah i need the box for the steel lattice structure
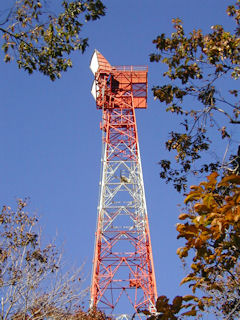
[89,50,157,317]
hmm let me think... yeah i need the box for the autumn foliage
[143,295,202,319]
[175,172,240,318]
[177,173,240,291]
[147,172,240,319]
[149,3,240,315]
[151,1,240,192]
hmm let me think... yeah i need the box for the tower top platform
[90,50,148,109]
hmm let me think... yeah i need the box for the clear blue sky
[0,0,236,316]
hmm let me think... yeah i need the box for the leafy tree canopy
[0,0,105,80]
[150,1,240,192]
[177,172,240,319]
[147,173,240,319]
[147,2,240,319]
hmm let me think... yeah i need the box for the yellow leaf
[193,215,204,225]
[191,263,199,271]
[177,247,189,258]
[180,277,193,285]
[184,192,202,204]
[202,194,214,207]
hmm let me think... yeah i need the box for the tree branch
[212,106,240,124]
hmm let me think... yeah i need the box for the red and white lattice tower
[89,50,157,318]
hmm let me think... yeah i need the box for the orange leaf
[218,174,240,186]
[207,172,218,181]
[194,203,211,214]
[190,185,199,190]
[233,191,240,204]
[177,247,189,258]
[182,309,197,316]
[179,213,189,220]
[198,300,205,311]
[182,295,196,302]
